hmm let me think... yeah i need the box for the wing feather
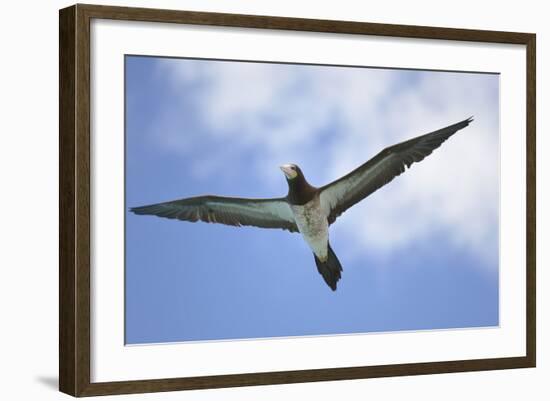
[130,195,298,232]
[320,117,473,224]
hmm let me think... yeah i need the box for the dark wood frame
[59,3,536,397]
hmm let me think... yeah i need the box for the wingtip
[466,115,474,124]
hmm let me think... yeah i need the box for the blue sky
[125,56,499,344]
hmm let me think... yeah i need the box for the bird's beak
[280,164,297,179]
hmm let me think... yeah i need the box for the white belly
[291,196,329,261]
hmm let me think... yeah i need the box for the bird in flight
[131,117,473,291]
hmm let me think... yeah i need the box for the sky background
[125,55,500,345]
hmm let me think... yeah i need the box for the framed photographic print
[59,4,536,397]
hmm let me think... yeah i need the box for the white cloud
[151,58,499,267]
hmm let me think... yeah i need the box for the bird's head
[279,163,302,181]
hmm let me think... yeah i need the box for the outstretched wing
[130,195,298,232]
[320,117,473,225]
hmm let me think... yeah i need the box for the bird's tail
[314,243,343,291]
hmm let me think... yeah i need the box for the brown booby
[131,117,473,290]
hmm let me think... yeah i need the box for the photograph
[124,55,500,345]
[55,2,537,397]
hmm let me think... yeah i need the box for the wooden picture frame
[59,3,536,397]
